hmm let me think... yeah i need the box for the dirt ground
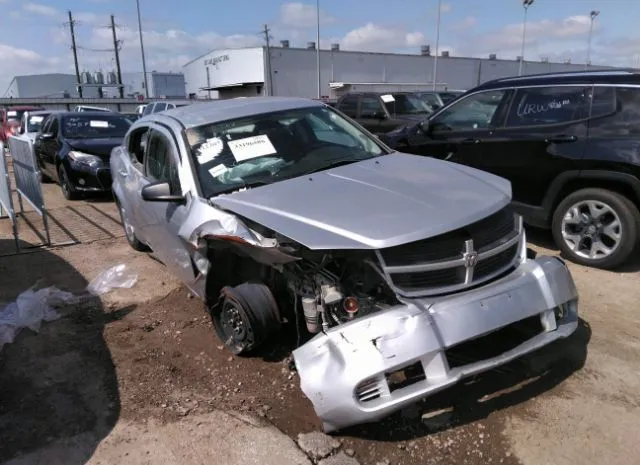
[1,180,640,465]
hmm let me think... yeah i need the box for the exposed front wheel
[552,188,639,269]
[212,283,281,355]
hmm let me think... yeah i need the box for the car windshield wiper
[302,157,370,176]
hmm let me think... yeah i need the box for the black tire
[116,198,149,252]
[552,188,639,269]
[39,171,52,183]
[212,283,281,355]
[58,165,80,200]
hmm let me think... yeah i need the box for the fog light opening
[78,178,86,186]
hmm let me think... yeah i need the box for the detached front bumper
[292,255,579,433]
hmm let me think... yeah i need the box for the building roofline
[182,45,264,67]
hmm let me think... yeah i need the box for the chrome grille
[377,207,523,297]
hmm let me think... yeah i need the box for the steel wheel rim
[220,300,254,353]
[561,200,622,260]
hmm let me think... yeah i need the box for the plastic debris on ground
[87,264,138,296]
[0,285,78,351]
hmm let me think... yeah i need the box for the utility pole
[432,0,442,90]
[67,10,82,98]
[262,24,273,96]
[316,0,321,98]
[586,10,600,70]
[519,0,534,76]
[136,0,149,99]
[110,15,124,98]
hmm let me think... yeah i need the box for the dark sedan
[34,111,131,200]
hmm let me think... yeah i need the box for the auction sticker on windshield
[228,135,276,162]
[30,116,44,123]
[381,94,395,103]
[7,111,17,117]
[197,137,224,164]
[208,163,228,178]
[90,120,109,128]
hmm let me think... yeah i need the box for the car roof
[153,97,323,129]
[26,110,58,116]
[475,69,640,91]
[56,111,128,118]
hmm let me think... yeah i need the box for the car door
[138,126,195,285]
[481,85,591,207]
[358,94,387,132]
[404,89,511,162]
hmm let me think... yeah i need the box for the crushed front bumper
[292,256,579,432]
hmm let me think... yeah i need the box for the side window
[144,131,181,194]
[127,127,150,166]
[142,104,155,116]
[432,90,507,131]
[360,96,384,117]
[588,86,640,137]
[338,95,359,118]
[505,86,591,128]
[48,117,59,135]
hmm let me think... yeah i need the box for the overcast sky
[1,0,638,93]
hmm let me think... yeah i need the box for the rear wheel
[552,188,639,269]
[58,165,80,200]
[212,283,281,355]
[116,199,149,251]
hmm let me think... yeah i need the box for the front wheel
[552,188,639,269]
[58,165,80,200]
[116,199,149,252]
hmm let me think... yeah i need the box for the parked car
[141,100,193,117]
[380,70,640,269]
[111,96,579,432]
[18,110,59,143]
[333,91,433,133]
[34,111,131,200]
[72,105,112,113]
[1,105,44,146]
[415,90,464,110]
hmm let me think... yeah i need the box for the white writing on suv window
[517,98,571,118]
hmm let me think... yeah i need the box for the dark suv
[334,91,432,133]
[383,70,640,269]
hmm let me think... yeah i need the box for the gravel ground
[1,188,639,464]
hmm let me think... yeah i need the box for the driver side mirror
[38,133,54,140]
[374,112,388,120]
[141,181,185,204]
[419,120,431,133]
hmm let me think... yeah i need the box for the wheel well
[552,177,640,213]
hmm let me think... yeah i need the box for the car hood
[212,153,512,250]
[67,137,123,158]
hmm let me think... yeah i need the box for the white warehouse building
[183,43,618,100]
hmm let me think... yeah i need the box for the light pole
[586,10,599,69]
[432,0,441,90]
[519,0,534,76]
[316,0,321,98]
[136,0,149,99]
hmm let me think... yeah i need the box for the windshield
[26,114,50,133]
[384,94,432,114]
[185,105,388,198]
[62,114,131,139]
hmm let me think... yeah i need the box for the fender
[521,170,640,228]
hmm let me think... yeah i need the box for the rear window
[61,114,131,139]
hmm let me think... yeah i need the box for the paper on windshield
[90,120,109,128]
[197,137,224,164]
[208,164,228,178]
[380,94,395,103]
[30,116,44,123]
[228,135,276,162]
[7,111,17,117]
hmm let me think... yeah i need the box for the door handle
[545,135,577,144]
[118,170,129,177]
[461,138,481,145]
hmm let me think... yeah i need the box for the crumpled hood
[67,137,123,158]
[212,153,512,250]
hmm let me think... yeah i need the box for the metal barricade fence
[7,136,50,246]
[0,142,19,252]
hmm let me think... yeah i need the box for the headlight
[68,151,102,167]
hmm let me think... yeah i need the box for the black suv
[334,91,432,133]
[382,70,640,269]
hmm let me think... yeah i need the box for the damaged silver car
[111,97,579,432]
